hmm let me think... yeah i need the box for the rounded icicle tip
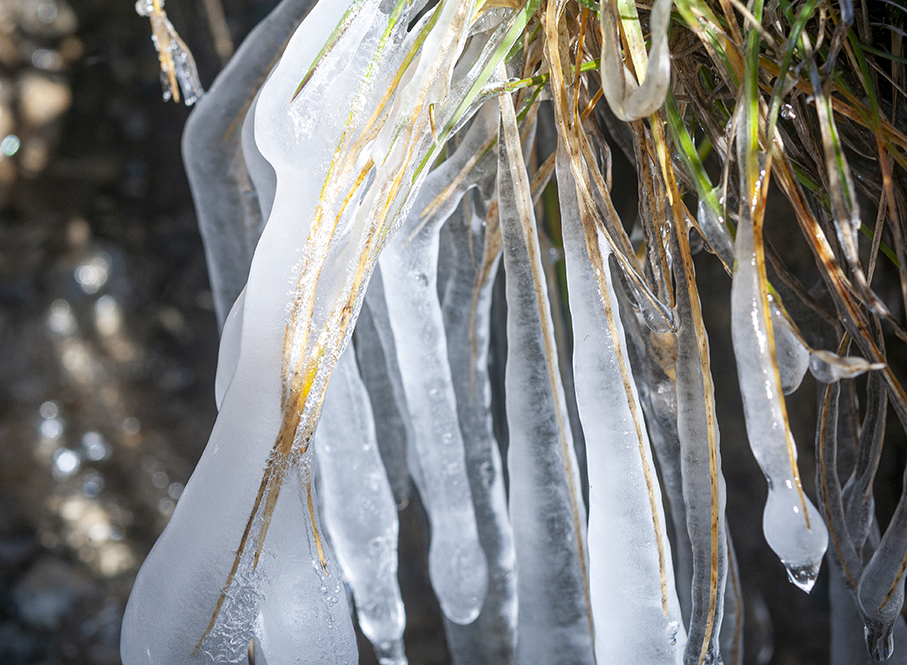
[761,486,828,593]
[864,623,895,661]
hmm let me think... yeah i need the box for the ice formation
[123,0,907,663]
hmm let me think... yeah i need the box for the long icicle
[497,89,595,665]
[673,220,728,665]
[441,192,517,664]
[731,0,828,592]
[315,348,407,665]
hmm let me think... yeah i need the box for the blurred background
[0,0,904,663]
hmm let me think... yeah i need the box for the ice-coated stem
[545,0,684,657]
[673,225,727,665]
[497,92,594,665]
[732,23,828,590]
[730,202,828,590]
[182,0,316,325]
[316,349,406,665]
[618,285,694,627]
[558,142,684,664]
[441,195,517,665]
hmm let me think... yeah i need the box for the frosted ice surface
[316,349,406,663]
[557,145,685,665]
[182,0,316,324]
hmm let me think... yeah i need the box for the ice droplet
[864,624,895,661]
[783,561,820,592]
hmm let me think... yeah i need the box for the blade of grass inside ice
[730,0,828,592]
[413,0,542,182]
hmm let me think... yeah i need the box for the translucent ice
[673,227,727,665]
[376,101,497,626]
[730,181,828,593]
[316,349,406,665]
[558,143,685,664]
[498,94,594,665]
[440,194,517,664]
[772,304,809,395]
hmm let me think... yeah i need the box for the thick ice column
[120,3,377,662]
[183,0,317,325]
[316,349,406,665]
[441,195,517,664]
[497,96,594,665]
[557,145,684,665]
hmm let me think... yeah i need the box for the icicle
[730,182,828,591]
[731,49,828,589]
[316,349,406,665]
[136,0,204,106]
[557,141,685,664]
[673,225,727,665]
[497,95,594,664]
[810,350,885,384]
[618,288,694,627]
[352,300,412,509]
[376,104,500,626]
[440,194,517,664]
[122,3,368,661]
